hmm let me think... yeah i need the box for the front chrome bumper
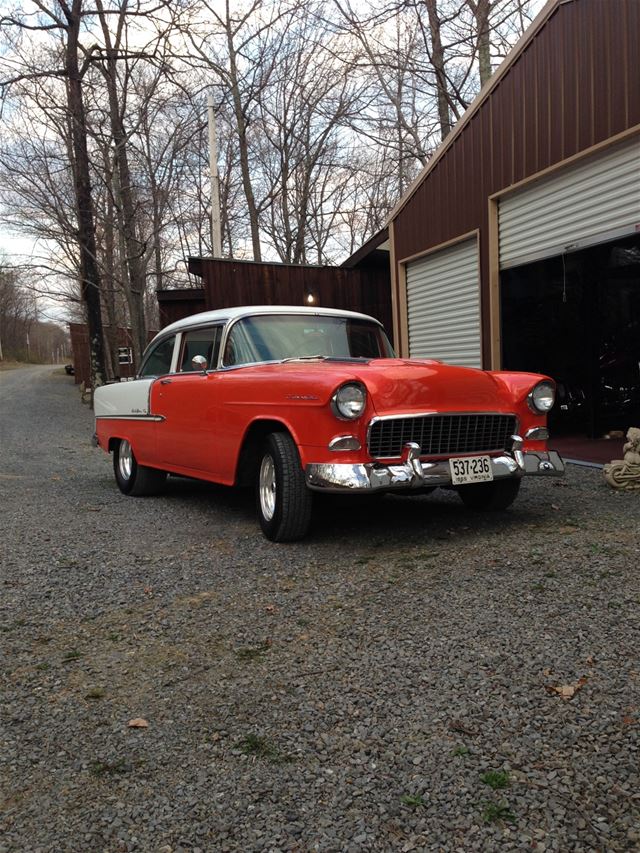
[306,440,565,493]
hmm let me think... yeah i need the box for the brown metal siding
[392,0,640,365]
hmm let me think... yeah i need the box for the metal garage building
[387,0,640,438]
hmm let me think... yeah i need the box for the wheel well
[108,437,127,454]
[236,420,292,487]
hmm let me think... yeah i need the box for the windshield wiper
[280,355,328,363]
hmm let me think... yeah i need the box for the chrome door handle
[160,378,172,385]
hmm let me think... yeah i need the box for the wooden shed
[156,253,392,337]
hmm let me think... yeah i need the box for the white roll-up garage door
[406,237,481,367]
[499,135,640,269]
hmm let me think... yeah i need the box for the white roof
[158,304,379,339]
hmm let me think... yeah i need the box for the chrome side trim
[95,414,165,422]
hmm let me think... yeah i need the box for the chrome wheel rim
[118,440,133,481]
[259,454,276,521]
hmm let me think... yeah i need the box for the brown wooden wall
[187,257,393,337]
[391,0,640,364]
[157,287,207,328]
[69,324,157,386]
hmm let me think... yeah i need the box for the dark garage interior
[501,233,640,443]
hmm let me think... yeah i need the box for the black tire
[457,478,521,511]
[256,432,313,542]
[113,438,167,497]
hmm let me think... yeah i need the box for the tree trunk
[471,0,492,86]
[65,0,106,388]
[226,13,262,261]
[101,50,147,366]
[424,0,452,140]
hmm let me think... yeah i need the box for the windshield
[223,314,395,366]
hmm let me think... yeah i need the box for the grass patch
[531,583,545,592]
[84,688,106,700]
[35,662,51,671]
[235,641,271,661]
[90,758,129,777]
[452,745,470,756]
[235,733,289,763]
[62,649,83,662]
[481,801,515,824]
[400,794,426,808]
[480,770,509,790]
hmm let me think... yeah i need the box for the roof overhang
[341,227,390,268]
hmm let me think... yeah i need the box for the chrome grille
[367,413,517,459]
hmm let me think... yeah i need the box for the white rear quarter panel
[94,378,155,417]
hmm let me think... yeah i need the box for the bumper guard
[306,437,564,493]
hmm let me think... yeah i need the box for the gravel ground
[1,365,639,853]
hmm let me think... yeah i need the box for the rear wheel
[256,432,312,542]
[113,439,167,497]
[457,478,521,511]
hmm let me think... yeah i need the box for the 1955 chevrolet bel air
[93,305,564,541]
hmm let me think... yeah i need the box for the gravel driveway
[1,365,638,852]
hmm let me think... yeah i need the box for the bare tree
[1,0,108,386]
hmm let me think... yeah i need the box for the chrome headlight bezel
[528,380,556,414]
[331,382,367,421]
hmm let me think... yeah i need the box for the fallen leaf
[551,503,560,510]
[622,716,636,727]
[128,718,149,728]
[264,604,277,613]
[585,655,595,665]
[543,667,553,676]
[545,676,588,700]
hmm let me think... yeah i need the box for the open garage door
[406,237,481,367]
[499,136,640,269]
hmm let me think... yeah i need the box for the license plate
[449,455,494,485]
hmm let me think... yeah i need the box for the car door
[151,325,225,474]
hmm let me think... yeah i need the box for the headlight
[332,382,367,420]
[528,380,556,413]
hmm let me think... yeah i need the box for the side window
[139,336,176,377]
[179,326,222,371]
[223,322,259,366]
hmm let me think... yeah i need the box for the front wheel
[457,478,521,511]
[256,432,312,542]
[113,439,167,497]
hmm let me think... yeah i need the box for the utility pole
[207,94,223,257]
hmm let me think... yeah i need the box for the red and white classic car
[94,306,564,541]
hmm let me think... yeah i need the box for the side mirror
[191,354,208,373]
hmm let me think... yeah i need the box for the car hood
[355,359,511,415]
[239,358,512,414]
